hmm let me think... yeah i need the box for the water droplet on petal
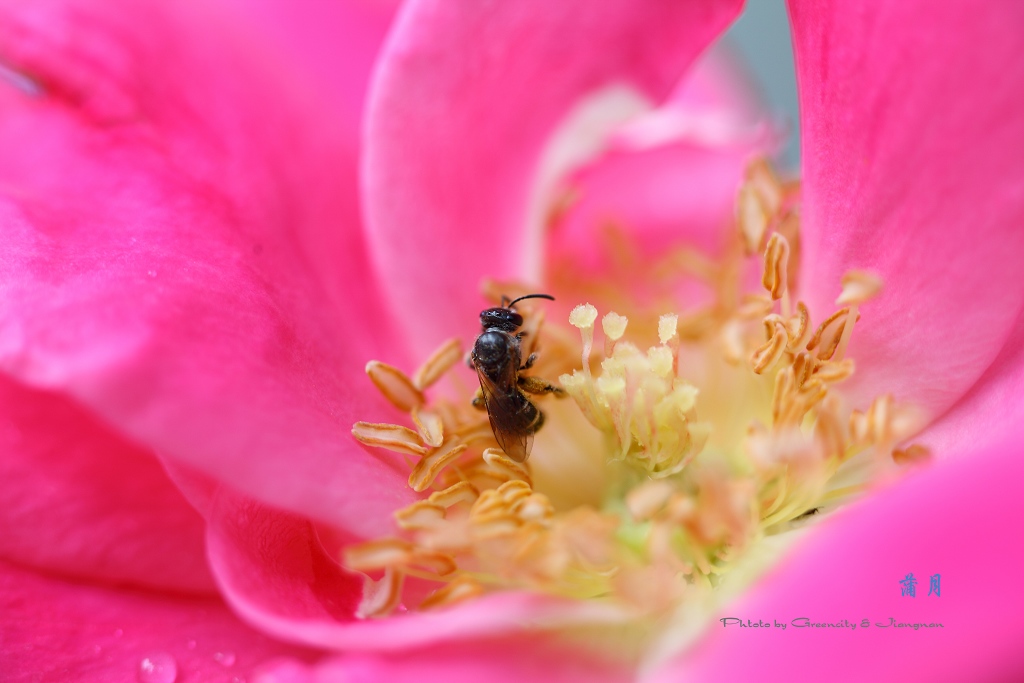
[92,644,102,655]
[186,640,196,650]
[138,653,177,683]
[147,270,157,278]
[114,629,124,638]
[214,651,236,667]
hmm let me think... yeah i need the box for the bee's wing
[475,365,533,462]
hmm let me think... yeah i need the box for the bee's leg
[471,387,487,410]
[518,375,566,397]
[520,352,538,370]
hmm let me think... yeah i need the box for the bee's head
[480,307,523,332]
[479,293,555,332]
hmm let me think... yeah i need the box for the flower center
[347,158,927,621]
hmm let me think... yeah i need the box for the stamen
[357,568,404,618]
[346,156,921,623]
[345,538,416,572]
[366,361,425,411]
[893,443,932,466]
[807,307,857,361]
[352,422,429,456]
[394,501,446,530]
[836,270,884,306]
[751,321,788,374]
[428,481,479,508]
[786,302,811,351]
[409,438,469,492]
[412,406,445,448]
[420,575,486,610]
[482,448,533,486]
[413,337,463,389]
[761,233,790,301]
[737,183,769,255]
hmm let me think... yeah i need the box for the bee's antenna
[507,293,555,308]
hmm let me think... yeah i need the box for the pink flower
[1,1,1023,682]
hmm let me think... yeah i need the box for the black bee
[470,293,565,462]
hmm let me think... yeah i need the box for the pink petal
[0,375,214,593]
[545,141,757,277]
[791,1,1024,419]
[0,559,317,683]
[364,0,744,358]
[653,438,1024,682]
[253,637,630,683]
[919,314,1024,457]
[0,0,415,536]
[217,0,396,132]
[206,490,634,650]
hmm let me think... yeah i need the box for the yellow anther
[849,394,920,450]
[497,479,534,501]
[482,448,533,486]
[751,321,789,374]
[428,481,480,508]
[420,575,486,610]
[352,422,429,456]
[893,443,931,466]
[791,351,819,387]
[409,438,468,492]
[814,358,855,384]
[746,157,785,217]
[470,489,506,517]
[357,568,404,619]
[344,538,415,572]
[395,501,446,530]
[413,337,463,389]
[807,307,857,361]
[737,183,770,255]
[365,361,424,411]
[836,270,884,306]
[762,233,790,300]
[412,406,444,448]
[408,549,458,577]
[787,302,811,350]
